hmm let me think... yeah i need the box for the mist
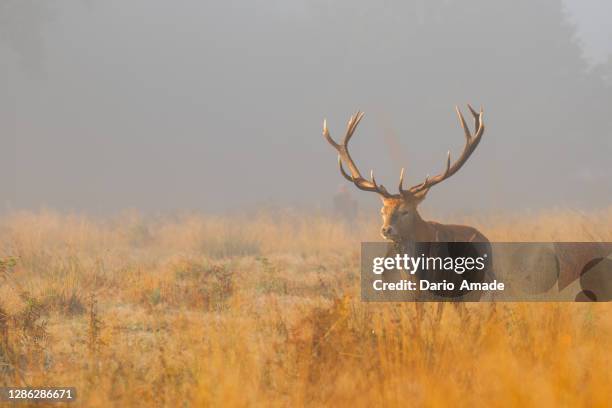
[1,0,611,215]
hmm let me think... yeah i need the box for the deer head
[322,105,485,242]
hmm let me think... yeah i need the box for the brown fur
[379,195,489,244]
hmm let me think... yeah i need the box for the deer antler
[322,105,484,199]
[322,112,392,197]
[404,104,484,195]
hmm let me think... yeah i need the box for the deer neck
[402,210,437,243]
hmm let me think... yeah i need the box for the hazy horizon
[1,0,611,215]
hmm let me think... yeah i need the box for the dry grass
[0,208,611,407]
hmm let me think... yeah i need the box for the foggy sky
[1,0,611,215]
[564,0,612,64]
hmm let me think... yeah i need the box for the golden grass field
[1,208,611,407]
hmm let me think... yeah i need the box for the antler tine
[398,168,405,194]
[455,105,472,142]
[443,150,451,176]
[467,104,484,141]
[467,104,478,117]
[409,105,485,194]
[322,119,339,149]
[322,112,393,197]
[474,107,485,143]
[370,170,390,196]
[344,111,365,144]
[414,174,430,192]
[467,104,479,129]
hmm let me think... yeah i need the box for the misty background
[1,0,611,215]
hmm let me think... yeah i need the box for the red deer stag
[322,105,492,304]
[322,105,487,245]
